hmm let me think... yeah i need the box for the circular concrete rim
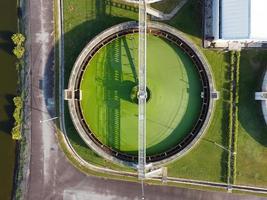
[261,71,267,125]
[67,21,216,169]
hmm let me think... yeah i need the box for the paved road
[25,0,267,199]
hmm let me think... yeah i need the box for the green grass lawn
[62,0,267,187]
[236,50,267,187]
[151,0,183,13]
[80,33,202,155]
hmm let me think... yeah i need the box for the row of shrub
[227,51,240,185]
[12,2,29,198]
[11,96,23,140]
[232,51,240,184]
[233,106,239,184]
[227,51,235,185]
[11,33,26,140]
[12,33,25,59]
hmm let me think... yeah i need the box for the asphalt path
[25,0,267,199]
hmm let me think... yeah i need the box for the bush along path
[10,33,26,141]
[227,51,240,190]
[11,30,28,199]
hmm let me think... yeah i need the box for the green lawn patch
[236,50,267,187]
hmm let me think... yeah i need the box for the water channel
[0,0,18,199]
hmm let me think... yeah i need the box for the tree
[13,46,25,59]
[13,96,22,108]
[11,125,22,140]
[11,33,25,46]
[11,96,23,140]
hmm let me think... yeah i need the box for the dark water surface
[0,0,18,199]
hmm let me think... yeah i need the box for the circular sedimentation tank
[68,22,215,166]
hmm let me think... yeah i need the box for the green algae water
[80,34,202,155]
[0,0,18,199]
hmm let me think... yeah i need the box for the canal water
[0,0,18,199]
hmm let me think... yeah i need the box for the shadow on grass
[167,0,202,39]
[238,50,267,146]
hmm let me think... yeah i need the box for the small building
[204,0,267,49]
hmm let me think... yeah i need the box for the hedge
[11,33,26,59]
[227,51,240,185]
[11,96,23,140]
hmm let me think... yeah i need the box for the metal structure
[138,0,147,180]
